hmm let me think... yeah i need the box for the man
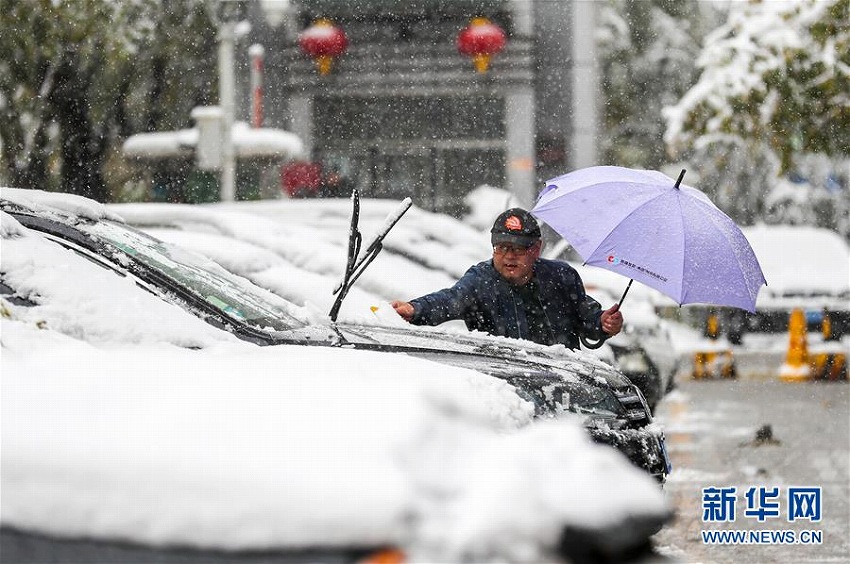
[391,208,623,349]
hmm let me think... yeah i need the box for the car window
[556,379,623,417]
[78,220,307,332]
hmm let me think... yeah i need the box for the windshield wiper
[329,190,412,322]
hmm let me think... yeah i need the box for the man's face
[492,241,541,285]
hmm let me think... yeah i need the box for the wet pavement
[651,377,849,563]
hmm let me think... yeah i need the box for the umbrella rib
[675,192,687,306]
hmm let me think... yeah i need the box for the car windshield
[80,219,307,332]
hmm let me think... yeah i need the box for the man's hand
[391,300,415,322]
[601,303,623,336]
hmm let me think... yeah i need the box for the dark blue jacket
[410,258,606,349]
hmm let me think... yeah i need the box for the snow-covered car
[1,188,671,562]
[108,199,683,411]
[607,336,674,412]
[3,189,670,478]
[582,291,679,411]
[541,244,680,411]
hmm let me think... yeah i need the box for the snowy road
[652,378,849,563]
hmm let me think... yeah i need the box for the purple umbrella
[531,166,767,312]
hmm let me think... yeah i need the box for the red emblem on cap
[505,215,522,231]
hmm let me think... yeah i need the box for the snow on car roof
[110,199,483,324]
[743,224,849,301]
[1,210,231,348]
[2,187,124,223]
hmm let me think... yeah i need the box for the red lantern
[457,17,506,73]
[298,19,348,76]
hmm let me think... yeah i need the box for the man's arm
[575,287,623,340]
[576,293,607,341]
[564,262,622,339]
[392,265,484,326]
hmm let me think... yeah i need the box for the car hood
[331,323,644,422]
[331,324,669,481]
[338,324,631,385]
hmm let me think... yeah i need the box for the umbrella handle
[580,334,608,350]
[618,279,634,307]
[580,279,633,350]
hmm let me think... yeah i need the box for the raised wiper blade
[342,197,412,292]
[329,190,412,322]
[329,190,362,322]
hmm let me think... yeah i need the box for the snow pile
[2,306,664,557]
[232,122,304,159]
[1,323,537,550]
[408,419,666,562]
[122,121,303,160]
[463,184,523,230]
[2,187,124,222]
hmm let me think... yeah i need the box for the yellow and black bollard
[705,310,720,340]
[779,308,811,382]
[809,308,848,380]
[692,309,736,379]
[822,309,833,341]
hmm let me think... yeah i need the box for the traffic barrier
[705,311,720,340]
[808,308,847,380]
[810,350,848,380]
[692,350,736,379]
[692,310,736,379]
[780,308,811,382]
[822,310,833,340]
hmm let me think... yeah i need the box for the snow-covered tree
[663,0,850,235]
[762,154,850,236]
[0,0,216,200]
[1,1,146,197]
[597,0,723,169]
[666,0,849,171]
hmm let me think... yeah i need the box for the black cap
[490,208,541,247]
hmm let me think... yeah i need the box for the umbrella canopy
[531,166,767,312]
